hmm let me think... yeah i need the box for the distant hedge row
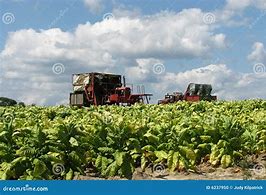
[0,97,25,107]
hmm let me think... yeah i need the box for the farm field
[0,100,265,180]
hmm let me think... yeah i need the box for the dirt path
[76,153,266,180]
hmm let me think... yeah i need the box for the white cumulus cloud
[2,8,265,105]
[225,0,266,10]
[152,64,266,101]
[83,0,104,14]
[248,42,266,64]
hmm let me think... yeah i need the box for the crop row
[0,100,265,179]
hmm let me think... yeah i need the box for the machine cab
[109,87,132,103]
[115,87,131,98]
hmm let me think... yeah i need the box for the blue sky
[1,0,265,72]
[0,0,266,105]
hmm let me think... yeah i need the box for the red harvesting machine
[69,72,152,106]
[158,83,217,104]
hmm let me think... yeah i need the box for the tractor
[69,72,152,106]
[158,83,217,104]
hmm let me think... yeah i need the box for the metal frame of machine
[70,72,152,106]
[158,83,217,104]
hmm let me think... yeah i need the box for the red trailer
[109,87,151,105]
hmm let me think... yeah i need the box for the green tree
[0,97,17,106]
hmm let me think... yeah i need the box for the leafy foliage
[0,100,265,179]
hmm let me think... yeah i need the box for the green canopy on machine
[187,83,213,97]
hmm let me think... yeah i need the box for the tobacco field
[0,100,265,180]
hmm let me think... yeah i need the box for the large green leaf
[221,155,232,168]
[33,159,47,177]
